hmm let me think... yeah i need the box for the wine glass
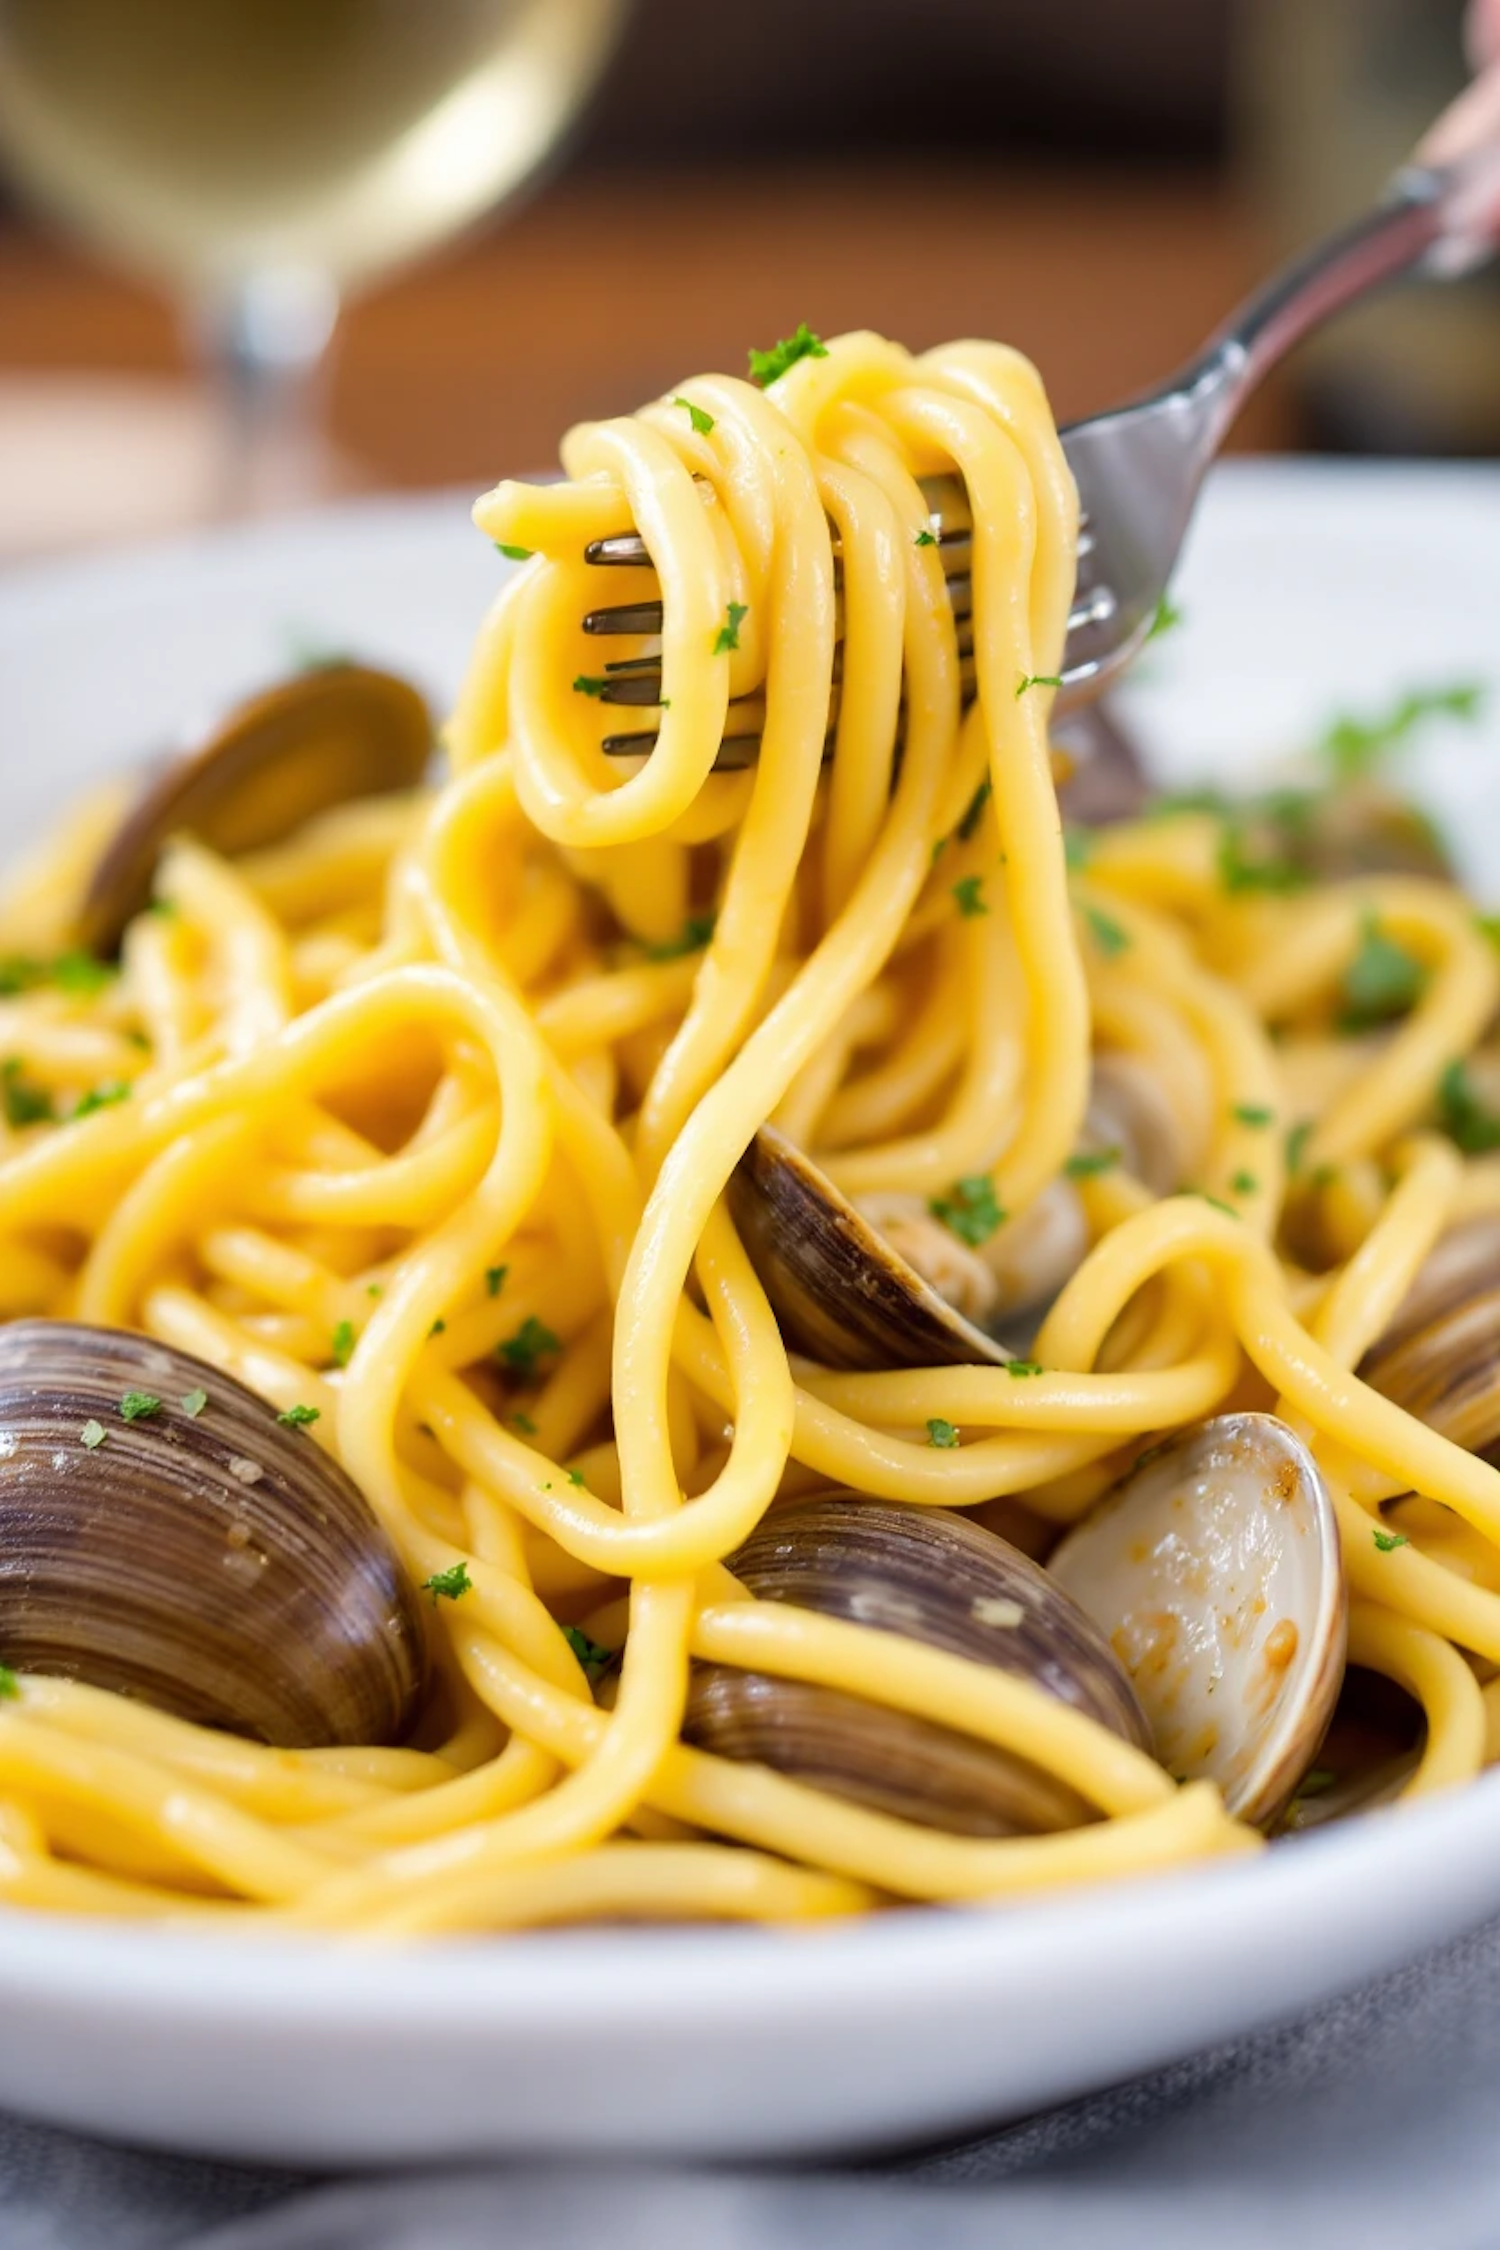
[0,0,630,514]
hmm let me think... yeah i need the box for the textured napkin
[5,1907,1500,2250]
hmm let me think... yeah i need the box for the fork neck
[1180,165,1455,446]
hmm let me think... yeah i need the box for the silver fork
[581,125,1498,766]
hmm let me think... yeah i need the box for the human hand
[1416,0,1500,244]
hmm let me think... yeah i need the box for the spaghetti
[0,327,1494,1933]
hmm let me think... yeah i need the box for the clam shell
[728,1128,1011,1370]
[1050,1413,1345,1827]
[1359,1220,1500,1466]
[79,662,432,955]
[0,1321,426,1748]
[685,1493,1152,1837]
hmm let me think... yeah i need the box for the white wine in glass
[0,0,630,506]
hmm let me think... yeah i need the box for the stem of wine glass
[191,266,341,520]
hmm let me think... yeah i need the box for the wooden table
[0,162,1295,546]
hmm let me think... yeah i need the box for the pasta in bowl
[0,327,1493,1940]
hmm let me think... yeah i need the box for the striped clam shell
[685,1494,1152,1837]
[0,1320,426,1748]
[78,662,432,956]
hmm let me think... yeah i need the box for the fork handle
[1196,75,1500,418]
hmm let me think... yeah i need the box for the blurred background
[0,0,1493,564]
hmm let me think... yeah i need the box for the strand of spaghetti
[360,1843,876,1939]
[1345,1603,1486,1798]
[0,1710,333,1900]
[439,1633,1256,1908]
[1307,1135,1461,1368]
[1039,1198,1500,1538]
[689,1600,1173,1815]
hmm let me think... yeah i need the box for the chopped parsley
[499,1316,561,1374]
[747,323,828,386]
[0,1665,16,1700]
[511,1411,538,1436]
[0,951,115,998]
[1,1060,52,1128]
[1217,826,1309,895]
[572,675,611,698]
[1015,673,1063,698]
[566,1467,587,1486]
[80,1419,106,1450]
[673,395,714,435]
[422,1561,473,1604]
[277,1404,320,1428]
[1372,1528,1409,1553]
[1146,593,1183,641]
[494,542,534,561]
[713,601,748,655]
[1083,904,1129,957]
[1286,1120,1315,1175]
[957,779,991,842]
[562,1625,615,1683]
[72,1081,130,1119]
[485,1265,509,1298]
[1319,681,1485,781]
[1337,913,1426,1034]
[914,528,938,548]
[645,912,716,960]
[330,1319,357,1368]
[179,1389,208,1418]
[1063,827,1093,871]
[146,897,178,920]
[1006,1359,1044,1378]
[1195,1191,1240,1219]
[1232,1103,1274,1128]
[952,875,987,919]
[928,1173,1004,1247]
[366,1282,384,1299]
[926,1417,961,1449]
[117,1391,161,1423]
[1436,1059,1500,1155]
[1477,912,1500,953]
[429,1318,447,1338]
[1230,1171,1258,1196]
[1065,1146,1120,1178]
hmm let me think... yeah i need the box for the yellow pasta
[0,324,1492,1934]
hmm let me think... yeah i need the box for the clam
[78,661,432,955]
[1227,778,1451,886]
[1049,1412,1345,1827]
[1360,1218,1500,1460]
[729,1051,1185,1373]
[685,1493,1152,1836]
[727,1127,1014,1370]
[0,1321,425,1747]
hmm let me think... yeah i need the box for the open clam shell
[685,1493,1152,1837]
[78,661,432,955]
[0,1321,426,1748]
[1049,1413,1345,1828]
[727,1128,1013,1370]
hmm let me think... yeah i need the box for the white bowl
[0,461,1497,2167]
